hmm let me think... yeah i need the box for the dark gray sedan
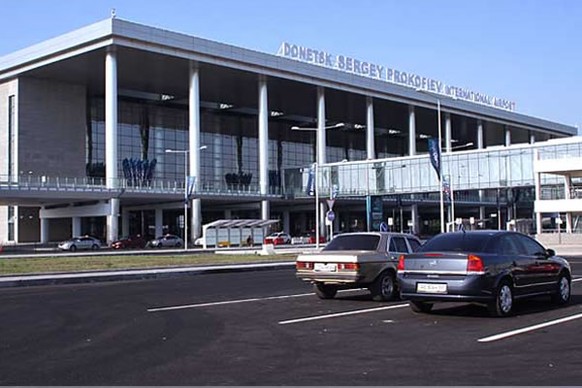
[397,230,571,317]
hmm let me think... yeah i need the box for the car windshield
[323,234,380,251]
[420,233,492,253]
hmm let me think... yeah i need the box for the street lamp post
[291,122,344,248]
[437,98,445,233]
[416,89,446,233]
[165,149,189,250]
[165,145,207,250]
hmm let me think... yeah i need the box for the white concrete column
[40,216,49,243]
[189,61,203,240]
[155,208,163,237]
[224,209,232,219]
[258,75,270,220]
[479,206,485,228]
[317,86,326,164]
[283,210,290,234]
[105,46,119,243]
[72,217,82,237]
[477,120,484,149]
[533,150,542,234]
[564,174,572,233]
[505,125,511,146]
[107,199,119,244]
[261,200,270,221]
[408,105,416,156]
[366,96,375,160]
[529,131,535,144]
[411,204,419,235]
[121,209,130,237]
[445,113,452,153]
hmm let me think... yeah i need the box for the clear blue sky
[3,0,580,130]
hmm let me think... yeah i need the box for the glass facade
[87,98,372,193]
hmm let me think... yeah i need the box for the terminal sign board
[277,42,516,112]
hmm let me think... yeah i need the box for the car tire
[551,272,571,305]
[91,244,99,250]
[69,245,77,252]
[370,271,398,301]
[409,301,433,313]
[488,279,514,317]
[314,283,338,299]
[175,242,182,248]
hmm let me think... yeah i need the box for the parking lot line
[147,289,368,313]
[278,303,409,325]
[478,312,582,343]
[148,292,315,312]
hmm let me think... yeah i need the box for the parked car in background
[264,232,291,246]
[111,235,147,249]
[291,232,326,245]
[147,234,184,248]
[397,230,571,317]
[296,232,422,301]
[58,236,102,252]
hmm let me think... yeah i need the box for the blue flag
[428,137,441,179]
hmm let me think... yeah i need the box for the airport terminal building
[0,17,579,244]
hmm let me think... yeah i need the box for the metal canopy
[203,219,279,228]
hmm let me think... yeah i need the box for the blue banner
[428,138,441,179]
[306,163,315,196]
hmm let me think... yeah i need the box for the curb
[0,261,296,288]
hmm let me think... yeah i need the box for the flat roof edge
[0,18,113,74]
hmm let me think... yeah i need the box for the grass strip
[0,253,296,276]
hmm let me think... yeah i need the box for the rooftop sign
[277,42,516,112]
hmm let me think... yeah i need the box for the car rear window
[323,235,380,251]
[420,233,492,253]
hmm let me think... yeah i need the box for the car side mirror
[545,248,556,257]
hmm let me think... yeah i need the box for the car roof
[335,232,420,239]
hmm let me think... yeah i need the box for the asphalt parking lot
[0,258,581,385]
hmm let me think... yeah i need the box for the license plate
[417,283,447,294]
[314,263,337,272]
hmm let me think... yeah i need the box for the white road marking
[147,288,367,312]
[148,292,314,312]
[478,312,582,343]
[572,278,582,283]
[278,303,409,325]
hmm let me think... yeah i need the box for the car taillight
[467,254,484,273]
[338,263,359,271]
[296,262,312,270]
[397,255,405,271]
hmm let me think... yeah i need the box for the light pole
[165,145,207,250]
[291,122,344,248]
[436,98,445,233]
[416,89,445,233]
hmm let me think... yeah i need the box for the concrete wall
[0,79,18,242]
[17,207,40,243]
[17,77,86,177]
[0,77,87,242]
[536,233,582,246]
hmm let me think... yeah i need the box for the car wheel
[410,301,433,313]
[69,245,77,252]
[551,273,571,305]
[314,283,338,299]
[370,271,398,301]
[488,279,514,317]
[175,242,182,248]
[91,244,99,250]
